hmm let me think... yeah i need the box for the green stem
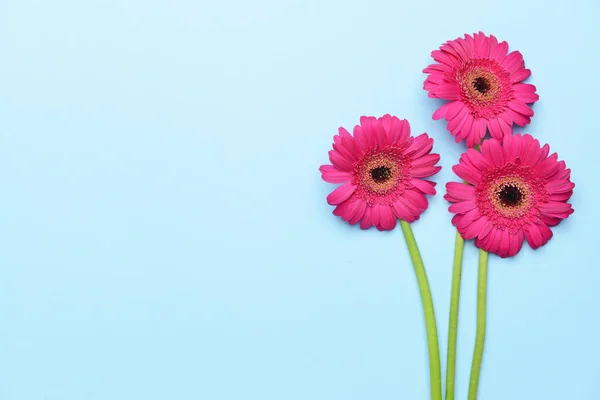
[399,220,442,400]
[468,249,489,400]
[445,231,465,400]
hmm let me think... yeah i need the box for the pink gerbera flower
[424,32,539,147]
[320,115,441,231]
[445,134,574,258]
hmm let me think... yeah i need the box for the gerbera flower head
[445,134,574,258]
[424,32,539,147]
[320,114,441,231]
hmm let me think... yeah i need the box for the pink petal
[474,32,486,55]
[411,165,442,178]
[477,218,493,240]
[448,200,477,214]
[359,116,376,147]
[481,139,505,166]
[333,198,361,222]
[338,126,352,139]
[487,118,503,140]
[452,162,481,185]
[445,182,475,202]
[404,189,429,212]
[484,227,502,255]
[496,229,512,258]
[498,118,512,138]
[441,43,461,60]
[326,183,357,205]
[328,150,353,171]
[338,131,359,158]
[348,200,367,225]
[537,223,554,246]
[381,117,410,145]
[431,49,457,67]
[508,100,534,117]
[432,102,453,120]
[464,147,492,171]
[493,40,509,63]
[524,223,543,249]
[371,118,387,149]
[378,205,398,230]
[449,38,469,60]
[411,153,441,168]
[511,68,531,83]
[519,135,543,166]
[423,63,448,74]
[451,214,463,228]
[507,231,525,257]
[486,34,498,58]
[526,142,549,169]
[456,113,474,144]
[433,83,460,100]
[513,83,539,103]
[462,216,489,240]
[549,191,573,202]
[405,134,434,159]
[501,109,530,127]
[463,33,475,53]
[370,204,380,227]
[333,143,357,163]
[502,133,521,163]
[457,208,481,229]
[538,201,574,219]
[392,199,416,222]
[397,195,420,215]
[447,106,469,132]
[468,118,487,147]
[535,153,559,177]
[537,143,551,163]
[411,179,437,196]
[540,214,562,227]
[446,101,466,121]
[380,114,393,139]
[319,165,352,183]
[353,125,370,152]
[524,223,553,249]
[502,51,525,74]
[360,206,373,230]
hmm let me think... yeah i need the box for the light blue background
[1,0,598,399]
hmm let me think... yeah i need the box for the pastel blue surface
[1,0,599,399]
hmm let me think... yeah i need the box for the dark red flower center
[473,76,491,94]
[498,184,523,207]
[370,166,391,182]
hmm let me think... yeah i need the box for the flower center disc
[370,166,391,183]
[487,176,533,219]
[353,149,407,201]
[455,58,513,119]
[473,76,491,94]
[498,184,523,207]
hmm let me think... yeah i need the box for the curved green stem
[468,249,489,400]
[399,220,442,400]
[445,231,465,400]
